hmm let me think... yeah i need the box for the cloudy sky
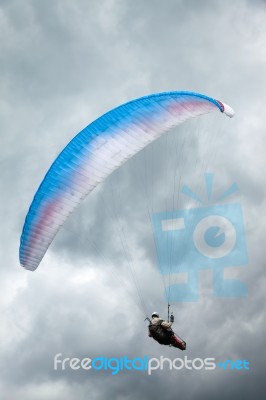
[1,0,266,398]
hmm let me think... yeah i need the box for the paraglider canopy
[19,91,234,271]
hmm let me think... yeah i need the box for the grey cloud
[1,0,266,399]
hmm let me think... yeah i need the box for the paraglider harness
[147,319,173,345]
[146,306,175,346]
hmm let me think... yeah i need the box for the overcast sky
[1,0,266,399]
